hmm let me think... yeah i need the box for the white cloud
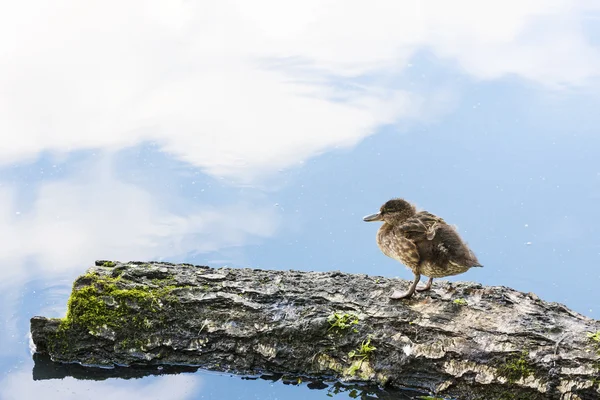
[422,1,600,85]
[1,369,201,400]
[0,0,598,180]
[0,157,279,276]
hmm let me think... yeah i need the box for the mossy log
[30,261,600,399]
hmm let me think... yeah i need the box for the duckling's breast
[376,224,420,269]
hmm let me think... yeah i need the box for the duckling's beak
[363,212,383,222]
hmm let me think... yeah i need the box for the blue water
[2,2,600,399]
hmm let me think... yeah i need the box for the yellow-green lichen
[588,332,600,385]
[102,261,116,267]
[327,312,359,334]
[453,298,468,306]
[498,351,535,383]
[315,353,344,374]
[258,276,271,284]
[587,331,600,347]
[280,375,303,385]
[117,337,144,350]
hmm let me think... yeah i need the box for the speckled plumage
[364,198,482,299]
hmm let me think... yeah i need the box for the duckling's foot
[390,290,414,299]
[390,273,420,300]
[416,277,433,292]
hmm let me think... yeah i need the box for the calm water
[2,2,600,399]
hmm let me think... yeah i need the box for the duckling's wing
[397,212,446,240]
[416,211,445,223]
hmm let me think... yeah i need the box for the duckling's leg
[390,273,420,299]
[416,277,433,292]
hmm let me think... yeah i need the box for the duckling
[363,198,482,300]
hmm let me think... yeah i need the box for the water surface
[2,1,600,399]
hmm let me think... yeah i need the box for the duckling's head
[363,198,416,225]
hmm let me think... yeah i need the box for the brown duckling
[363,198,482,299]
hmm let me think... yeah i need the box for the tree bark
[30,261,600,399]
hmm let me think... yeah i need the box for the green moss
[102,261,116,267]
[498,351,535,383]
[151,276,176,286]
[453,298,468,306]
[57,272,178,337]
[327,312,359,334]
[348,337,376,360]
[346,363,361,376]
[346,337,376,376]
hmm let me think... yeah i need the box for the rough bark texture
[30,261,600,399]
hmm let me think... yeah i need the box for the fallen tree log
[30,260,600,399]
